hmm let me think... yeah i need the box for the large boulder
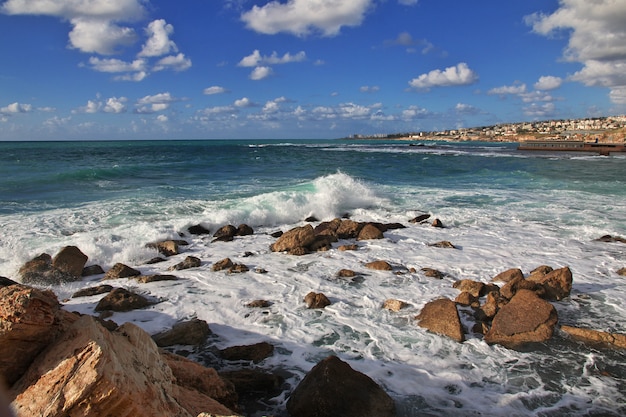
[335,219,364,239]
[270,225,316,253]
[304,292,331,309]
[560,325,626,349]
[10,315,234,417]
[152,318,212,347]
[103,263,141,280]
[484,289,558,348]
[492,268,523,283]
[219,342,274,363]
[52,246,88,278]
[527,266,573,301]
[18,253,81,285]
[356,223,384,240]
[94,288,155,312]
[286,355,395,417]
[415,298,465,343]
[0,284,75,386]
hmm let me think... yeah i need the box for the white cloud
[527,0,626,103]
[203,86,228,95]
[241,0,373,37]
[68,18,136,54]
[76,99,101,114]
[523,102,556,118]
[103,97,127,113]
[360,86,380,93]
[87,57,147,73]
[135,92,177,113]
[409,63,478,89]
[487,83,527,95]
[238,50,306,67]
[455,103,480,115]
[156,114,168,123]
[519,91,555,103]
[609,87,626,104]
[153,53,192,72]
[0,102,32,114]
[534,75,562,91]
[234,97,254,107]
[139,19,178,57]
[1,0,146,20]
[401,105,430,120]
[249,66,273,80]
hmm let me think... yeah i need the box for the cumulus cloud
[153,53,192,72]
[139,19,178,57]
[203,86,228,95]
[401,105,430,120]
[68,18,137,54]
[0,102,32,114]
[234,97,254,108]
[534,75,562,91]
[455,103,480,115]
[249,66,273,80]
[409,63,478,89]
[241,0,373,37]
[135,92,178,113]
[238,50,307,67]
[487,83,527,95]
[523,102,556,118]
[527,0,626,103]
[75,99,101,114]
[103,97,127,113]
[86,56,147,73]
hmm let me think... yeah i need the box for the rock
[147,240,180,257]
[288,247,310,256]
[246,300,272,308]
[499,275,543,300]
[82,264,105,277]
[161,351,239,412]
[220,342,274,363]
[286,355,396,417]
[408,214,430,223]
[560,325,626,349]
[365,260,393,271]
[152,318,212,347]
[228,263,249,274]
[270,230,283,238]
[135,274,178,283]
[308,235,335,252]
[10,315,233,417]
[304,292,331,309]
[0,276,18,287]
[219,369,284,414]
[52,246,88,277]
[188,224,211,235]
[527,266,573,301]
[595,234,626,243]
[236,224,254,236]
[453,279,485,298]
[304,215,319,222]
[213,258,234,272]
[336,219,364,239]
[94,288,154,312]
[492,268,523,283]
[103,263,141,280]
[428,240,456,249]
[0,284,73,385]
[455,292,479,307]
[357,223,385,240]
[431,218,444,228]
[337,269,357,278]
[528,265,553,281]
[421,268,444,279]
[478,291,508,320]
[617,267,626,276]
[71,284,114,298]
[214,225,237,239]
[169,256,202,271]
[19,253,79,285]
[146,256,166,264]
[314,218,342,236]
[416,298,465,343]
[383,299,409,312]
[484,289,558,348]
[270,224,316,253]
[338,244,358,251]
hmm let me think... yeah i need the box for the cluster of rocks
[2,217,625,417]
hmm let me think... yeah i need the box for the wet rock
[453,279,486,298]
[82,264,105,277]
[357,223,385,240]
[337,269,357,278]
[286,355,396,417]
[428,240,456,249]
[146,240,180,257]
[236,223,254,236]
[492,268,523,283]
[484,289,558,348]
[595,234,626,243]
[304,292,331,309]
[220,369,284,414]
[618,267,626,276]
[455,291,479,307]
[52,245,88,277]
[0,276,18,287]
[383,299,409,312]
[146,256,166,264]
[338,244,358,251]
[169,256,201,271]
[336,219,364,239]
[288,246,310,256]
[228,263,249,274]
[71,284,114,298]
[527,266,573,301]
[103,263,141,280]
[431,218,444,228]
[416,298,465,342]
[421,267,444,279]
[152,318,212,347]
[270,224,316,253]
[19,253,80,285]
[560,325,626,349]
[135,274,178,283]
[478,291,508,320]
[213,258,234,272]
[365,260,393,271]
[246,300,272,308]
[314,218,342,236]
[214,225,237,240]
[528,265,553,281]
[94,288,154,312]
[409,213,430,223]
[308,235,335,252]
[219,342,274,363]
[499,275,543,300]
[305,215,319,222]
[188,224,211,235]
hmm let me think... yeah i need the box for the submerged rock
[304,292,331,309]
[561,325,626,349]
[383,299,409,312]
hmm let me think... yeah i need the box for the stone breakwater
[1,216,625,417]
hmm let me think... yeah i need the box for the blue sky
[1,0,626,140]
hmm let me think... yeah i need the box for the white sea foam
[3,171,626,416]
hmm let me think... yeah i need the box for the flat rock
[71,284,114,298]
[561,325,626,349]
[103,263,141,280]
[94,288,154,312]
[219,342,274,363]
[428,240,456,249]
[365,260,393,271]
[135,274,178,283]
[169,256,201,271]
[152,318,212,347]
[492,268,523,283]
[416,298,465,343]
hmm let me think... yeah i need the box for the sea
[1,139,625,416]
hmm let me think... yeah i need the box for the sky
[1,0,626,140]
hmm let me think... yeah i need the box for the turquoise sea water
[1,139,625,416]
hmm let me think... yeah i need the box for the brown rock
[82,264,105,277]
[94,288,154,312]
[103,263,141,280]
[408,214,430,223]
[338,244,358,251]
[336,219,364,239]
[365,260,393,271]
[52,245,88,278]
[455,292,479,307]
[286,355,395,417]
[270,224,316,253]
[304,292,331,309]
[214,225,237,239]
[213,258,234,271]
[337,269,357,278]
[357,223,384,240]
[0,276,18,287]
[595,234,626,243]
[288,246,310,256]
[71,284,114,298]
[228,263,249,273]
[421,268,444,279]
[499,275,542,300]
[431,218,444,228]
[453,279,485,298]
[484,289,558,348]
[147,240,180,257]
[135,274,178,283]
[560,325,626,349]
[10,315,229,417]
[236,224,254,236]
[187,224,211,235]
[245,300,272,308]
[308,235,335,252]
[428,240,456,249]
[169,256,201,271]
[0,284,69,385]
[220,368,284,405]
[527,266,573,301]
[383,299,409,312]
[416,298,465,342]
[528,265,553,281]
[478,291,508,320]
[220,341,274,363]
[492,268,523,283]
[18,253,78,285]
[314,218,342,236]
[152,318,212,347]
[617,267,626,276]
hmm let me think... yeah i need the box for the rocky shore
[1,215,625,417]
